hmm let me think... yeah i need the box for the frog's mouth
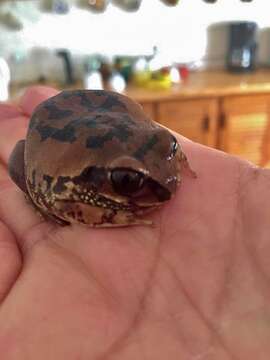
[49,177,170,219]
[52,168,171,207]
[38,177,172,226]
[49,164,174,210]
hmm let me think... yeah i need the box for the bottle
[83,56,103,90]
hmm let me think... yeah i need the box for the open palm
[0,86,270,360]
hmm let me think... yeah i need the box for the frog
[8,89,196,227]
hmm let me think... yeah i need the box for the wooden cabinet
[261,117,270,167]
[156,98,219,147]
[219,95,270,165]
[140,95,270,166]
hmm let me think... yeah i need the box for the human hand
[0,86,270,359]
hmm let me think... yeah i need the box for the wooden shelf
[10,69,270,103]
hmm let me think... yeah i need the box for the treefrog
[8,90,196,227]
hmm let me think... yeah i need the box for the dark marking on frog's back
[133,135,158,160]
[35,113,135,144]
[78,90,128,112]
[29,99,73,130]
[60,89,128,113]
[100,95,128,112]
[44,103,74,120]
[86,122,133,149]
[31,90,136,144]
[29,113,42,130]
[68,113,134,132]
[36,123,77,143]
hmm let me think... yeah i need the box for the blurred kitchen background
[1,0,270,167]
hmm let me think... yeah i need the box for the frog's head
[42,126,182,226]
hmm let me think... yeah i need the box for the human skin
[0,86,270,359]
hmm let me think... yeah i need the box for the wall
[0,0,270,83]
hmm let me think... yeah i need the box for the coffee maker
[226,21,258,72]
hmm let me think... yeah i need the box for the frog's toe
[8,139,28,193]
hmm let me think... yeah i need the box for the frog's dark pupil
[111,168,145,195]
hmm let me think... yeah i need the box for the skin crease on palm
[0,87,270,360]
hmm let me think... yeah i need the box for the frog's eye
[110,168,145,196]
[168,136,178,160]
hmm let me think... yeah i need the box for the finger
[0,86,60,245]
[0,116,29,164]
[0,159,41,240]
[19,86,59,116]
[0,220,22,303]
[0,162,6,182]
[241,166,270,243]
[0,103,22,120]
[0,168,46,249]
[1,155,54,255]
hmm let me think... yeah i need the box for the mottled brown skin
[8,90,195,227]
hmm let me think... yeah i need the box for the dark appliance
[56,50,75,85]
[226,21,258,72]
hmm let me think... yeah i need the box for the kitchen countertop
[9,69,270,103]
